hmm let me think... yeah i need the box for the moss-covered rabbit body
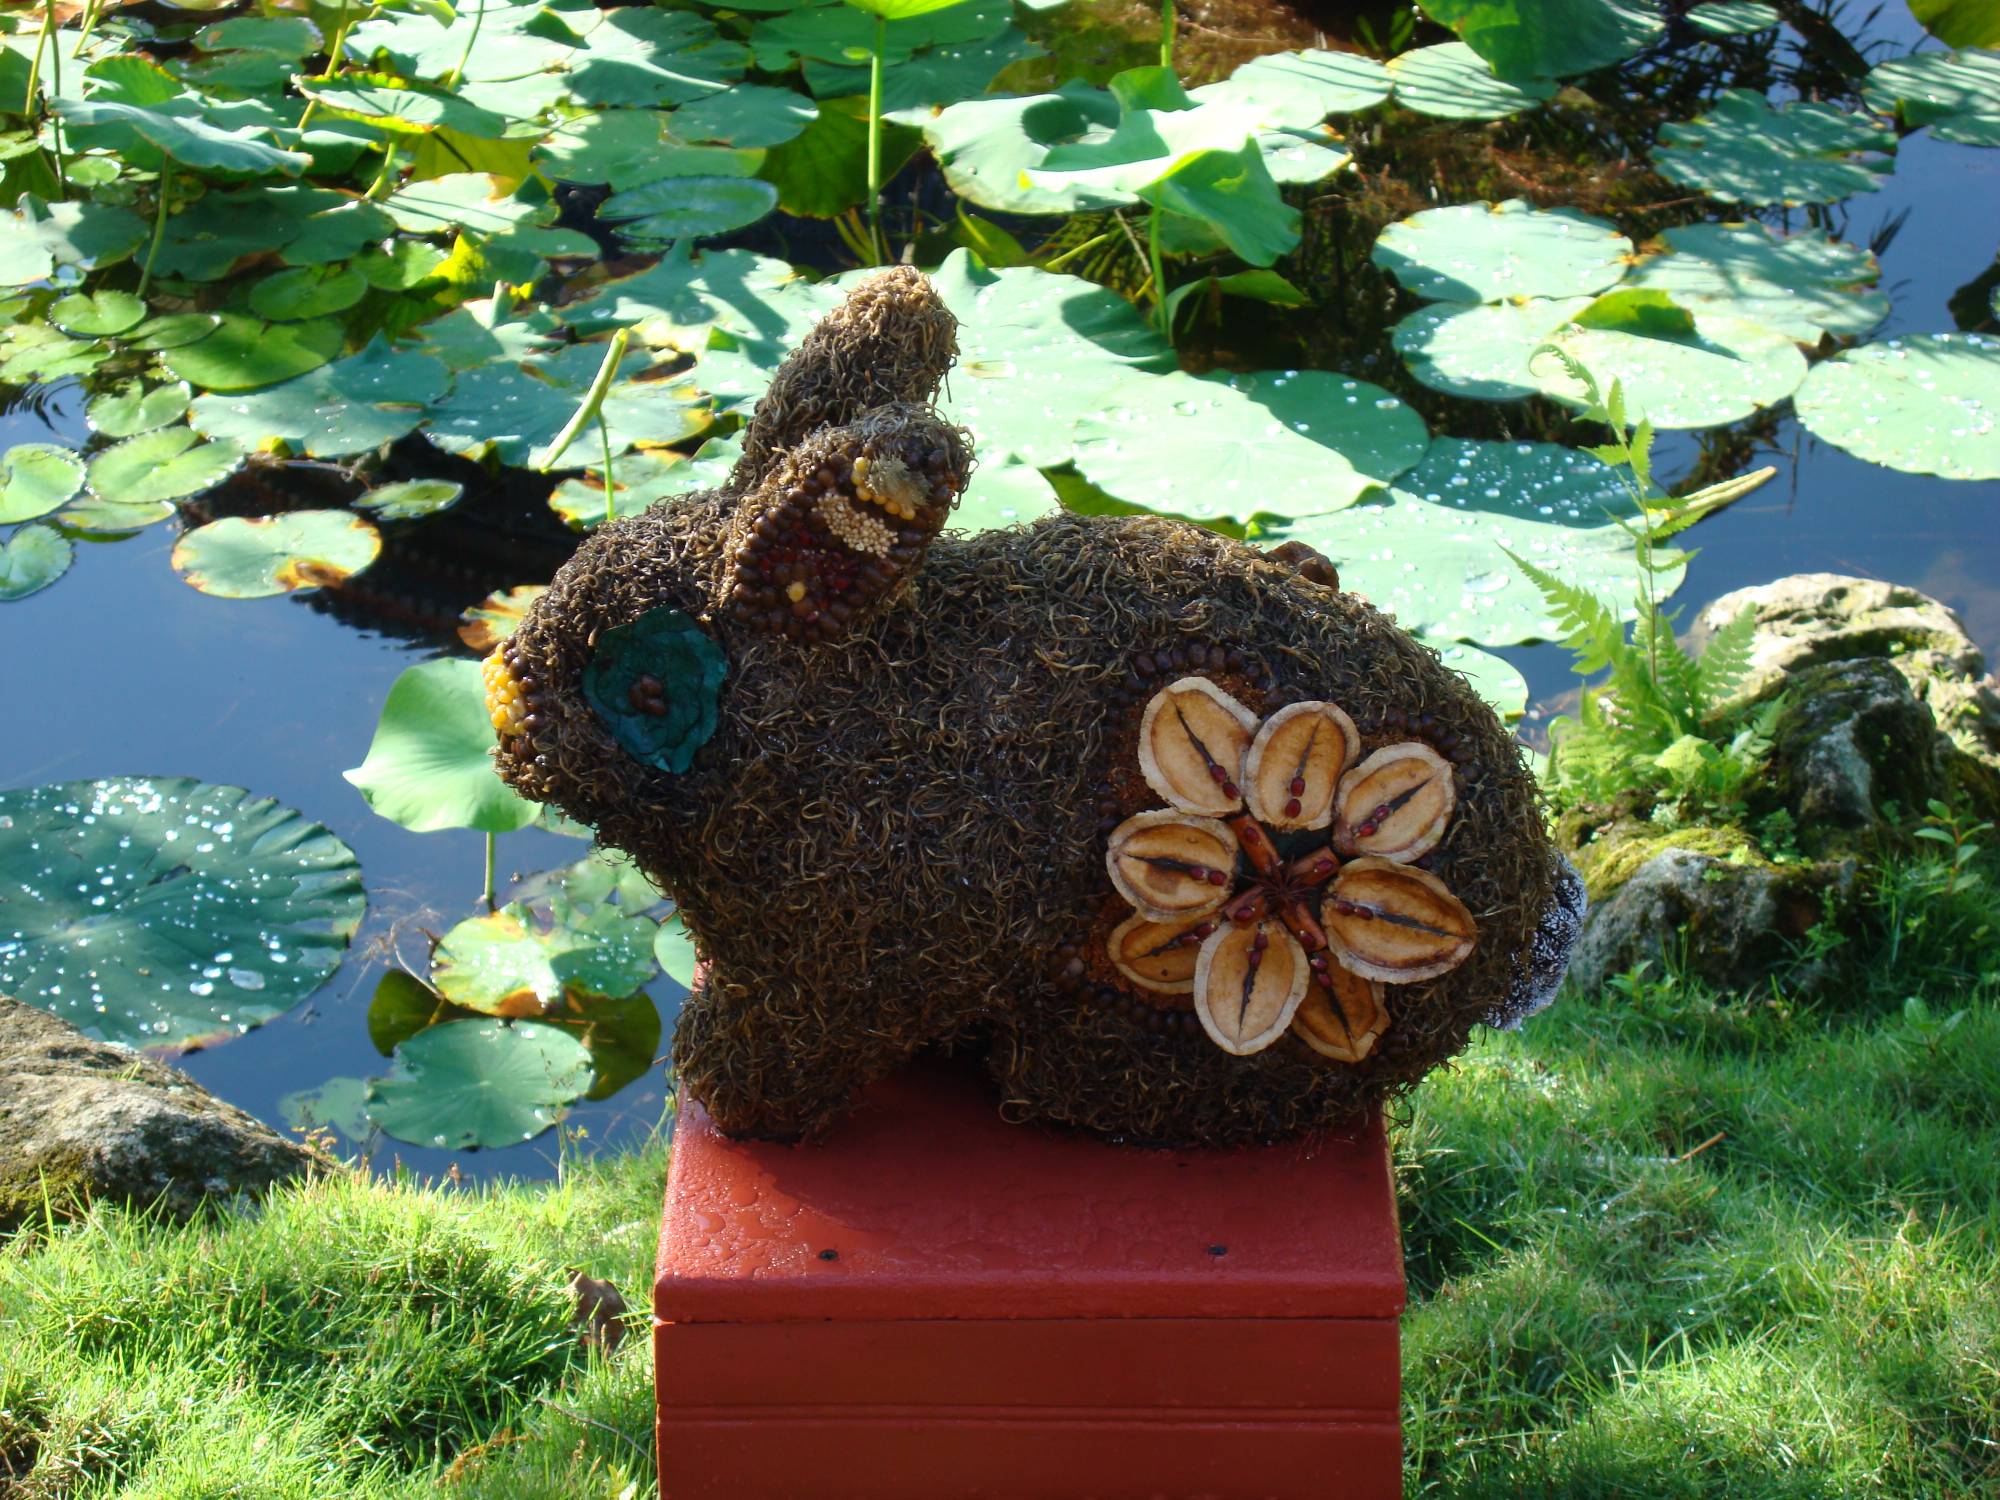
[492,268,1581,1146]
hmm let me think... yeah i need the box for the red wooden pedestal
[654,1058,1405,1500]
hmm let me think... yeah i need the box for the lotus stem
[364,140,402,199]
[296,0,353,135]
[137,162,170,298]
[445,0,487,93]
[600,414,615,528]
[482,831,496,913]
[866,14,887,264]
[1160,0,1175,69]
[1147,210,1169,338]
[1042,229,1116,272]
[23,0,50,113]
[543,327,630,470]
[43,1,67,198]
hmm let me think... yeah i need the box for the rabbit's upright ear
[715,403,972,644]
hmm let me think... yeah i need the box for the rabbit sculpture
[489,267,1582,1146]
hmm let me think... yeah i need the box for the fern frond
[1508,551,1626,673]
[1697,603,1760,713]
[1635,608,1700,726]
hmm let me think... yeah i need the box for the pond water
[3,2,1995,1181]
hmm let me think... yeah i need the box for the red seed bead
[1289,777,1307,796]
[1206,869,1227,886]
[1222,782,1240,799]
[1208,765,1227,783]
[1284,798,1303,819]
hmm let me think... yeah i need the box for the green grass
[4,853,1997,1497]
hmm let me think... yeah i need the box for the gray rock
[1767,658,1950,843]
[0,997,325,1232]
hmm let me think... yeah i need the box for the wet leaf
[160,314,346,393]
[431,899,659,1015]
[1652,89,1894,205]
[48,289,147,338]
[600,175,780,244]
[343,657,542,834]
[56,97,311,175]
[0,444,85,524]
[922,83,1123,215]
[280,1077,374,1140]
[673,84,820,146]
[1189,48,1392,120]
[1794,332,2000,480]
[1416,0,1663,80]
[1534,307,1807,428]
[1372,199,1632,304]
[296,73,512,138]
[127,313,224,351]
[563,6,748,109]
[58,497,177,534]
[460,583,547,650]
[653,909,700,988]
[1386,42,1556,120]
[1423,637,1530,721]
[355,479,465,522]
[1393,296,1594,399]
[1623,221,1887,342]
[0,777,365,1050]
[367,967,457,1057]
[0,524,74,601]
[87,428,245,506]
[249,264,370,321]
[1864,47,2000,146]
[87,380,193,439]
[1685,2,1780,35]
[365,1019,593,1150]
[952,457,1061,531]
[172,510,382,599]
[189,337,451,458]
[423,341,709,469]
[0,195,147,286]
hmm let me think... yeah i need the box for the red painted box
[654,1057,1405,1500]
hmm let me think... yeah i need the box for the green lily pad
[127,313,224,351]
[355,479,465,522]
[1400,437,1635,526]
[583,607,728,774]
[1269,487,1678,645]
[1908,0,2000,48]
[423,342,710,469]
[0,196,147,287]
[406,299,565,371]
[537,849,665,913]
[653,910,700,988]
[87,428,245,507]
[953,458,1061,531]
[1622,221,1886,342]
[344,656,542,834]
[534,111,677,189]
[548,435,743,527]
[431,899,659,1015]
[819,28,1043,122]
[160,314,346,394]
[600,175,780,244]
[673,84,820,146]
[1393,296,1591,399]
[1532,302,1808,428]
[348,0,579,84]
[0,777,365,1050]
[365,1018,593,1150]
[757,96,922,218]
[282,201,400,267]
[381,172,553,237]
[355,239,448,290]
[922,83,1124,216]
[172,510,382,599]
[295,73,512,138]
[48,290,147,338]
[56,97,311,176]
[1073,368,1429,522]
[459,584,548,650]
[150,184,349,282]
[1372,200,1632,304]
[1864,47,2000,147]
[1794,333,2000,480]
[249,265,370,321]
[1189,48,1392,121]
[556,246,831,350]
[1416,0,1663,80]
[0,445,85,524]
[189,337,451,459]
[1423,637,1529,721]
[752,0,1010,70]
[1685,1,1781,35]
[564,6,748,109]
[0,324,108,384]
[87,381,193,439]
[1387,42,1557,120]
[280,1076,374,1141]
[57,497,178,535]
[195,14,324,56]
[1653,89,1895,205]
[0,525,74,601]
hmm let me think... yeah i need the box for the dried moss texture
[495,269,1567,1146]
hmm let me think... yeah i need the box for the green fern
[1694,603,1758,713]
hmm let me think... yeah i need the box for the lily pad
[128,313,224,352]
[0,196,147,286]
[673,84,819,146]
[0,525,74,601]
[1073,368,1429,521]
[344,657,542,834]
[953,458,1062,531]
[600,175,780,244]
[87,429,244,509]
[1393,296,1593,400]
[87,381,193,439]
[423,342,710,469]
[548,436,742,527]
[48,290,147,338]
[557,246,831,351]
[1653,89,1895,205]
[1532,301,1808,428]
[172,511,382,599]
[1794,333,2000,480]
[431,899,659,1016]
[1189,48,1392,121]
[1622,221,1886,342]
[1423,637,1530,721]
[1373,200,1633,304]
[365,1018,593,1150]
[56,97,311,176]
[459,584,548,650]
[190,337,451,458]
[1417,0,1664,80]
[295,73,512,138]
[583,607,728,774]
[1685,1,1781,35]
[380,172,553,238]
[1864,47,2000,147]
[280,1076,374,1141]
[1386,42,1557,120]
[160,314,346,394]
[922,83,1124,216]
[58,497,177,534]
[1908,0,2000,48]
[653,910,700,988]
[820,29,1043,122]
[563,6,748,109]
[355,479,465,522]
[248,265,370,321]
[0,777,365,1050]
[355,239,448,290]
[0,445,85,524]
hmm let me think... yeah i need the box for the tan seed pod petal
[1193,919,1310,1056]
[1107,910,1213,993]
[1105,810,1237,921]
[1334,742,1455,862]
[1323,856,1477,984]
[1292,968,1389,1063]
[1243,700,1360,831]
[1137,677,1258,815]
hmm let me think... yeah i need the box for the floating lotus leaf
[1794,333,2000,480]
[354,479,466,523]
[535,109,675,187]
[1272,486,1679,646]
[0,196,147,286]
[55,97,310,176]
[583,606,729,774]
[0,777,364,1050]
[673,84,820,146]
[344,657,543,834]
[172,510,382,599]
[364,1018,593,1150]
[1533,301,1808,427]
[1417,0,1663,79]
[953,458,1062,531]
[348,0,578,83]
[1622,221,1887,342]
[0,322,109,383]
[87,428,244,506]
[423,341,710,469]
[516,848,665,914]
[1386,42,1556,120]
[190,337,452,458]
[556,247,830,349]
[653,910,700,988]
[1864,47,2000,147]
[0,525,74,601]
[1073,368,1429,522]
[1685,1,1780,35]
[431,898,659,1015]
[1401,437,1634,524]
[600,175,781,244]
[160,314,345,393]
[459,584,548,649]
[406,298,565,371]
[751,0,1010,70]
[1189,48,1392,121]
[295,74,512,137]
[48,290,146,338]
[355,239,448,290]
[147,184,346,282]
[560,6,747,108]
[58,497,176,534]
[87,381,192,439]
[1907,0,2000,47]
[1653,89,1895,205]
[817,30,1042,121]
[194,14,323,55]
[1422,637,1530,721]
[921,83,1124,215]
[548,434,744,528]
[0,444,85,524]
[757,96,923,217]
[280,1076,373,1140]
[380,172,554,237]
[1372,200,1633,304]
[128,313,223,351]
[249,264,370,321]
[1393,296,1589,399]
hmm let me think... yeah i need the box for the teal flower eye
[583,607,729,774]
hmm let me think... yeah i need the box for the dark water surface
[3,7,1995,1181]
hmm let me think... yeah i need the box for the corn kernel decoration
[1100,677,1475,1059]
[481,647,531,740]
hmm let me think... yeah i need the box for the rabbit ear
[730,266,959,493]
[716,405,972,646]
